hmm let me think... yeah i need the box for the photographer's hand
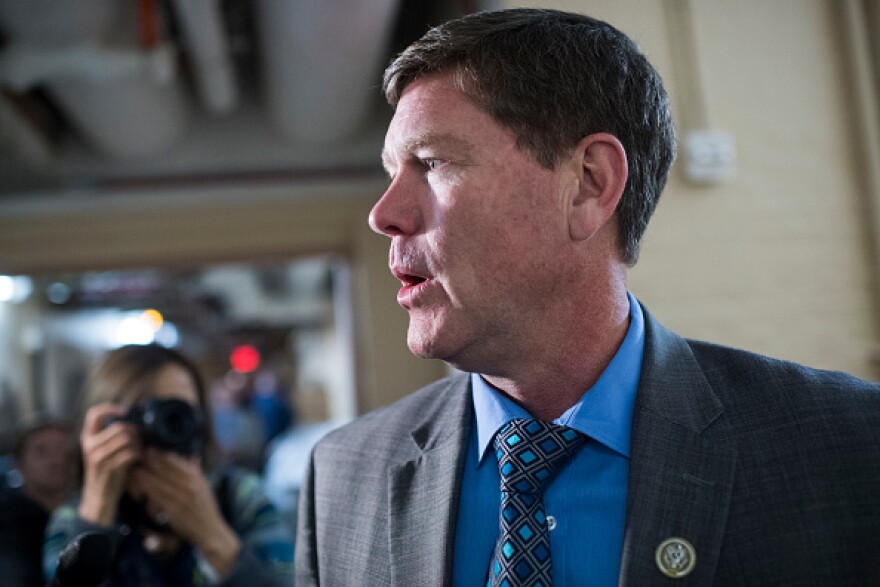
[78,403,142,527]
[132,450,242,578]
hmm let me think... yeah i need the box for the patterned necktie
[486,418,587,587]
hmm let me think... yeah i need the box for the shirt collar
[471,291,645,462]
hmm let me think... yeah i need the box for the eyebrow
[381,132,474,171]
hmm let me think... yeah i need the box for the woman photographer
[43,344,293,586]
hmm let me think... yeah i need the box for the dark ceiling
[0,0,476,198]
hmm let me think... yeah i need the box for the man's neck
[481,287,632,421]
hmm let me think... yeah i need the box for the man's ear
[568,133,628,242]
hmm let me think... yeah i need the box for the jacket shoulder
[312,372,470,461]
[685,338,880,429]
[686,338,878,391]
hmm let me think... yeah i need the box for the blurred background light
[0,275,33,303]
[141,308,164,332]
[46,282,71,304]
[230,343,260,373]
[115,312,156,346]
[154,322,180,347]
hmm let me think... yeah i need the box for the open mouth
[399,273,427,287]
[392,268,429,287]
[392,268,431,306]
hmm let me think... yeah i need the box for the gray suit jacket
[296,308,880,585]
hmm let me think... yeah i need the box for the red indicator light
[230,344,260,373]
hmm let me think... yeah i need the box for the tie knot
[493,418,587,494]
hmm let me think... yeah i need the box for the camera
[110,398,203,456]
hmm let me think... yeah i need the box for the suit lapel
[620,308,738,585]
[387,374,472,587]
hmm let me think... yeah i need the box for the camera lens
[154,400,195,441]
[140,398,203,455]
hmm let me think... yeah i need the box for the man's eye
[423,158,442,171]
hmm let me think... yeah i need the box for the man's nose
[368,174,422,237]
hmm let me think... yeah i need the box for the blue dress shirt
[453,292,645,586]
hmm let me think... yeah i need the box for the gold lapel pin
[655,537,697,578]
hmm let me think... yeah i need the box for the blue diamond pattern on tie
[486,418,587,587]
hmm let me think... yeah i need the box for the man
[0,417,76,587]
[296,8,880,586]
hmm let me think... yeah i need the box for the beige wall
[1,0,877,417]
[633,0,880,380]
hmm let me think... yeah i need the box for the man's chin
[406,328,473,369]
[407,339,441,360]
[407,328,449,361]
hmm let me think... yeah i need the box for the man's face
[18,426,73,494]
[370,73,578,371]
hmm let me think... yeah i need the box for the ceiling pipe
[0,93,54,167]
[255,0,400,144]
[0,42,189,159]
[169,0,238,115]
[0,0,190,159]
[45,46,189,158]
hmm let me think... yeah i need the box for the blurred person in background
[209,372,265,471]
[44,343,293,587]
[0,416,76,587]
[250,369,292,447]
